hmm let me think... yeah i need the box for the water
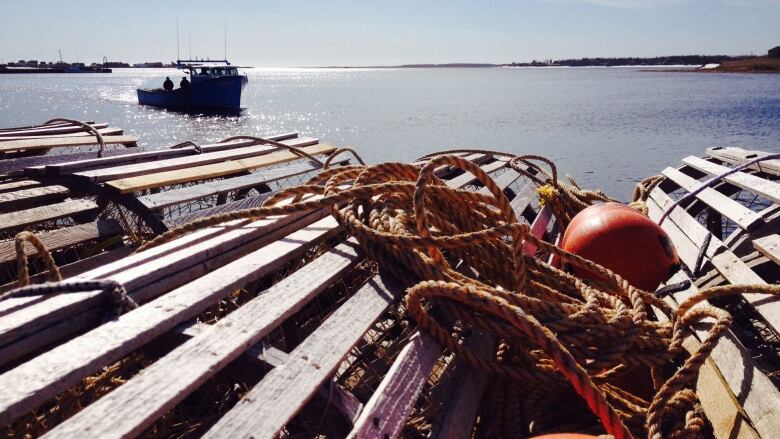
[1,67,778,198]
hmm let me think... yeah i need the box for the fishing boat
[136,60,248,111]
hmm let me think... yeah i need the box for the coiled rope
[9,150,779,437]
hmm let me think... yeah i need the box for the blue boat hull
[137,75,247,110]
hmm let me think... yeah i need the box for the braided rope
[116,152,778,437]
[15,231,62,287]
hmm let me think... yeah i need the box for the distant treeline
[504,55,749,67]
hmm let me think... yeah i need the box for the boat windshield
[190,66,239,76]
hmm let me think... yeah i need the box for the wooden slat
[0,219,122,264]
[477,168,522,196]
[0,204,330,365]
[106,143,337,193]
[0,122,108,138]
[137,161,319,211]
[434,332,493,439]
[444,158,508,189]
[349,332,442,439]
[70,136,318,182]
[656,270,780,438]
[0,180,41,194]
[0,135,137,153]
[0,246,132,294]
[651,280,760,439]
[662,167,763,231]
[0,185,69,211]
[203,273,404,438]
[649,191,780,331]
[0,149,137,177]
[39,237,360,437]
[707,147,780,176]
[0,127,123,142]
[44,132,300,176]
[753,234,780,265]
[0,199,98,233]
[682,155,780,204]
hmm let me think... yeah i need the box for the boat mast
[176,17,180,61]
[224,21,227,60]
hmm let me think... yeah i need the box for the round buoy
[561,202,680,291]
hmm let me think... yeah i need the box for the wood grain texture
[44,132,300,176]
[656,270,780,439]
[105,143,337,193]
[648,189,780,335]
[72,137,319,183]
[0,180,42,194]
[753,234,780,265]
[348,332,442,439]
[651,286,760,439]
[445,158,508,189]
[0,202,329,364]
[0,135,136,153]
[0,199,98,233]
[434,332,493,439]
[0,126,121,142]
[682,155,780,204]
[137,161,318,211]
[662,167,763,231]
[0,185,69,211]
[0,123,108,138]
[41,237,360,438]
[707,147,780,176]
[0,219,121,264]
[203,273,404,439]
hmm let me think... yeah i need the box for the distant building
[769,46,780,58]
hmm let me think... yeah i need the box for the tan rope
[44,118,107,158]
[129,152,776,438]
[15,231,62,287]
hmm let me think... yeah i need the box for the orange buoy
[560,202,680,291]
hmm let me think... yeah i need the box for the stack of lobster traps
[0,118,778,439]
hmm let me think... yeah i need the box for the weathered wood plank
[651,286,760,439]
[71,136,319,182]
[657,270,780,439]
[0,203,329,365]
[445,158,508,189]
[40,237,360,438]
[0,180,41,194]
[45,132,300,176]
[662,167,763,231]
[649,189,780,335]
[0,185,69,211]
[0,127,124,142]
[137,161,319,211]
[348,332,442,439]
[682,155,780,204]
[707,147,780,176]
[434,332,493,439]
[0,246,132,294]
[0,149,137,177]
[477,168,522,196]
[0,199,98,233]
[0,219,122,264]
[203,273,404,438]
[753,234,780,266]
[0,122,107,138]
[105,143,337,193]
[0,135,137,153]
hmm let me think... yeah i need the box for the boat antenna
[224,20,227,60]
[176,17,180,61]
[188,33,192,60]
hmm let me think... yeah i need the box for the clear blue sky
[1,0,778,66]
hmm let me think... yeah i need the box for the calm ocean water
[0,67,778,198]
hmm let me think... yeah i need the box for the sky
[1,0,779,67]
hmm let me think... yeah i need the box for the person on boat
[180,76,190,88]
[163,77,173,91]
